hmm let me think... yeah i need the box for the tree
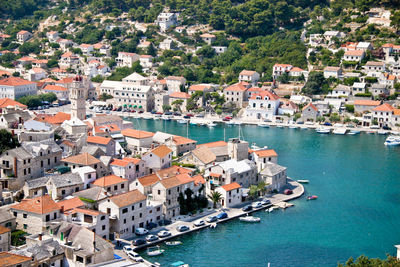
[345,105,354,113]
[338,255,400,267]
[257,181,268,196]
[207,191,222,209]
[316,116,325,123]
[302,72,328,96]
[131,61,142,73]
[329,113,340,122]
[0,129,20,154]
[19,42,41,56]
[372,118,378,125]
[248,185,259,200]
[390,11,400,31]
[278,72,290,84]
[162,105,171,112]
[99,93,113,101]
[172,99,184,113]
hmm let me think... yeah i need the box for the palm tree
[207,191,222,209]
[257,181,268,196]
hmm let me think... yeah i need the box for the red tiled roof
[209,173,222,178]
[253,149,278,158]
[0,225,11,235]
[122,128,154,139]
[38,112,71,125]
[224,82,248,92]
[57,197,85,212]
[221,182,241,191]
[156,165,192,179]
[198,141,227,148]
[110,157,140,167]
[344,50,364,56]
[138,174,160,186]
[12,195,59,214]
[92,175,127,187]
[61,153,100,165]
[250,91,279,101]
[302,103,318,111]
[189,84,211,92]
[200,33,216,38]
[192,174,206,186]
[240,70,257,76]
[372,103,395,112]
[0,77,35,86]
[87,136,112,145]
[169,92,190,99]
[173,136,196,145]
[0,98,26,108]
[273,63,292,68]
[0,252,31,265]
[43,84,67,92]
[151,145,172,158]
[108,190,146,207]
[354,100,381,106]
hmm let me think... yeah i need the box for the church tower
[70,76,86,120]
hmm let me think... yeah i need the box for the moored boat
[377,130,388,135]
[170,261,190,267]
[333,128,347,135]
[297,179,309,183]
[384,135,400,146]
[316,127,331,134]
[347,130,360,135]
[177,119,188,124]
[207,121,217,127]
[147,246,165,256]
[258,123,269,128]
[239,215,261,222]
[307,195,318,200]
[165,241,182,246]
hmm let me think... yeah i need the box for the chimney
[14,157,17,177]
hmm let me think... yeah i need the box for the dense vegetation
[338,255,400,267]
[0,129,20,154]
[0,0,49,19]
[17,93,57,108]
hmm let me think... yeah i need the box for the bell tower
[70,76,86,120]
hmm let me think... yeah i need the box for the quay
[115,179,304,255]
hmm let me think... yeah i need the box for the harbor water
[126,118,400,267]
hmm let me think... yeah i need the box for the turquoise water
[126,118,400,267]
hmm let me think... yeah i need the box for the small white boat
[333,128,347,135]
[234,121,242,125]
[316,127,330,134]
[143,117,152,120]
[267,207,275,213]
[207,121,217,127]
[209,223,217,228]
[258,123,269,128]
[288,125,298,129]
[165,241,182,246]
[147,246,165,256]
[384,135,400,146]
[276,125,284,128]
[347,130,360,135]
[377,130,388,135]
[297,179,309,184]
[190,121,197,125]
[239,215,261,222]
[177,119,188,124]
[162,115,173,121]
[225,120,235,125]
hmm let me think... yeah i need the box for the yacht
[377,130,388,135]
[316,127,331,134]
[384,135,400,146]
[347,130,360,135]
[177,119,188,124]
[258,122,269,128]
[207,121,217,127]
[333,128,347,135]
[239,215,261,222]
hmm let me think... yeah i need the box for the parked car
[135,228,149,236]
[173,112,181,116]
[216,212,228,220]
[196,114,205,118]
[157,230,171,238]
[194,220,205,227]
[123,245,133,254]
[252,202,263,209]
[138,110,144,114]
[164,112,173,115]
[370,125,380,129]
[206,216,218,223]
[242,205,253,212]
[222,117,230,121]
[383,126,392,130]
[145,234,159,242]
[127,251,144,262]
[323,122,332,126]
[176,225,190,232]
[261,199,271,205]
[146,222,158,230]
[296,121,304,124]
[305,121,314,125]
[183,115,190,119]
[132,239,146,246]
[284,189,293,195]
[264,119,272,122]
[156,111,163,115]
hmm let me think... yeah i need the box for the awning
[139,105,142,108]
[129,104,132,107]
[123,104,127,107]
[133,105,137,108]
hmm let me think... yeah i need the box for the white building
[352,82,366,94]
[115,52,140,68]
[72,166,97,190]
[363,61,385,77]
[215,182,242,208]
[0,77,37,99]
[342,50,365,62]
[16,30,32,43]
[142,145,173,174]
[156,13,177,32]
[272,64,292,79]
[239,70,260,86]
[251,149,278,172]
[323,66,342,79]
[245,91,280,120]
[110,157,146,181]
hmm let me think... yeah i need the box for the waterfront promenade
[114,179,304,264]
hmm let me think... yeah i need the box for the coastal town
[0,0,400,266]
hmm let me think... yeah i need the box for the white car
[123,245,133,254]
[127,251,144,262]
[252,202,263,209]
[305,121,314,125]
[370,125,380,129]
[135,228,149,236]
[194,219,205,227]
[157,230,171,238]
[145,234,159,242]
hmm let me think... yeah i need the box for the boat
[347,130,360,135]
[143,116,152,120]
[225,120,235,125]
[209,223,217,228]
[170,261,190,267]
[276,125,284,128]
[366,131,375,134]
[162,115,172,121]
[267,207,275,213]
[377,130,388,135]
[297,179,309,183]
[307,195,318,200]
[333,128,347,135]
[207,121,217,127]
[258,123,269,128]
[165,241,182,246]
[384,135,400,146]
[316,127,331,134]
[234,121,242,125]
[177,119,188,124]
[147,246,165,256]
[239,215,261,222]
[288,125,298,129]
[190,121,197,125]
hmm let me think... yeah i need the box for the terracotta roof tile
[87,136,112,145]
[344,50,364,56]
[221,182,242,191]
[92,175,127,187]
[110,158,140,167]
[0,252,32,266]
[192,174,206,186]
[61,153,100,165]
[169,92,190,99]
[159,176,185,189]
[372,103,395,112]
[121,129,154,139]
[151,145,172,158]
[253,149,278,158]
[43,84,67,92]
[57,197,85,212]
[156,165,192,179]
[108,190,146,207]
[209,173,222,178]
[354,100,381,106]
[188,84,212,92]
[138,174,160,186]
[250,91,279,100]
[302,103,318,111]
[38,112,70,125]
[0,225,11,235]
[224,82,248,92]
[240,70,257,76]
[0,98,27,108]
[173,136,196,145]
[12,195,59,214]
[175,173,194,184]
[0,77,36,86]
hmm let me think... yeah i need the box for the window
[123,219,126,224]
[158,190,161,195]
[48,158,50,165]
[46,214,50,221]
[13,212,17,217]
[131,205,135,211]
[139,213,142,218]
[168,190,171,195]
[23,224,27,229]
[53,213,57,219]
[23,213,27,218]
[139,203,142,208]
[101,215,105,220]
[114,185,118,190]
[61,190,65,195]
[132,216,135,221]
[102,225,106,230]
[122,208,128,214]
[157,207,160,212]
